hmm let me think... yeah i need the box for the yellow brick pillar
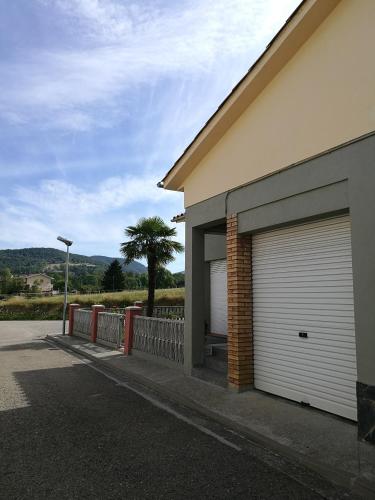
[227,214,253,391]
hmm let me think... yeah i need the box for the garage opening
[252,215,357,420]
[210,259,227,337]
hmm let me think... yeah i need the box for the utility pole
[57,236,73,335]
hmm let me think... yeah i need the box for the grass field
[0,288,185,320]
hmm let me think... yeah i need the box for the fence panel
[96,312,124,348]
[72,309,92,340]
[133,316,184,364]
[142,306,184,320]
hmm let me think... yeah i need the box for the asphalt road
[0,322,349,499]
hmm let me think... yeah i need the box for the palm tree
[120,216,184,316]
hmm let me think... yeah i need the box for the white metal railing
[96,312,124,348]
[72,309,92,339]
[142,305,184,320]
[133,316,184,364]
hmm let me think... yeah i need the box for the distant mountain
[0,248,147,275]
[89,255,146,274]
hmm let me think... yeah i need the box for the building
[160,0,375,443]
[23,273,53,293]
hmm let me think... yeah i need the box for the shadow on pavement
[0,340,51,352]
[0,355,328,500]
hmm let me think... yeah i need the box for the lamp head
[57,236,73,247]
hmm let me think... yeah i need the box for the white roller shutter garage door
[253,215,357,420]
[210,259,227,336]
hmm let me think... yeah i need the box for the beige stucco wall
[26,275,53,292]
[183,0,375,207]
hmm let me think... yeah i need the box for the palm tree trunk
[147,256,156,317]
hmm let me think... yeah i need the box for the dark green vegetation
[0,246,185,320]
[0,288,184,320]
[101,259,125,291]
[0,248,184,296]
[0,247,146,274]
[121,217,184,316]
[0,268,25,295]
[0,247,147,294]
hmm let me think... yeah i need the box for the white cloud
[48,0,136,42]
[15,174,180,216]
[0,0,300,131]
[0,174,184,260]
[0,0,300,271]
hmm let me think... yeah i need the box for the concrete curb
[46,334,375,499]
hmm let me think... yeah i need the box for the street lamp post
[57,236,73,335]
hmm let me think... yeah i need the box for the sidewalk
[47,333,375,498]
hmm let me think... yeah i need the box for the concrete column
[124,306,142,355]
[349,157,375,443]
[227,214,253,391]
[91,305,105,343]
[184,222,205,374]
[68,303,80,336]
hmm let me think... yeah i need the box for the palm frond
[120,216,184,265]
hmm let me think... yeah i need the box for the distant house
[22,274,53,293]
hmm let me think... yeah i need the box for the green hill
[0,248,146,275]
[89,255,146,273]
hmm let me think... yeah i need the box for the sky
[0,0,300,272]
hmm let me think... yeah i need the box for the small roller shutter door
[210,259,227,336]
[253,215,357,420]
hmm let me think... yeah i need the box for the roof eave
[162,0,341,192]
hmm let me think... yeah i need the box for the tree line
[100,259,184,292]
[0,268,26,295]
[0,262,184,296]
[0,216,184,315]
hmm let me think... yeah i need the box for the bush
[0,289,185,320]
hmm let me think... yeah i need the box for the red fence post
[68,304,80,336]
[124,306,142,355]
[91,304,105,343]
[134,301,143,309]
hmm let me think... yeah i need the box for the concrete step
[211,344,227,363]
[206,335,227,345]
[205,356,227,375]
